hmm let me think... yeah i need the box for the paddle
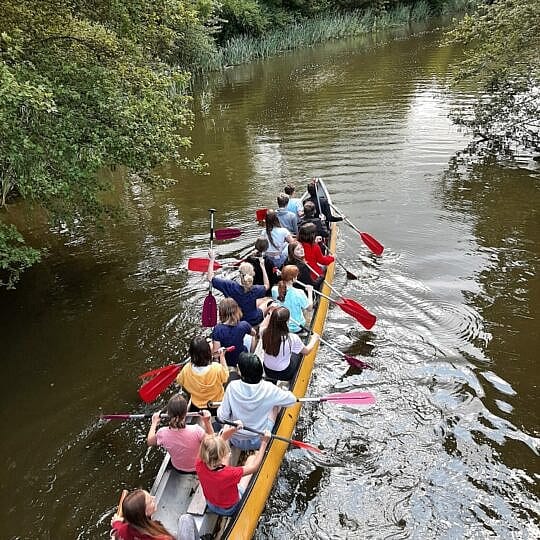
[214,228,242,241]
[256,208,268,221]
[202,209,218,327]
[187,257,244,273]
[138,347,235,403]
[297,323,371,370]
[329,203,384,256]
[325,250,358,280]
[298,391,376,405]
[210,391,375,408]
[217,419,322,454]
[101,412,203,421]
[292,277,376,330]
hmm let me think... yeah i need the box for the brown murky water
[1,25,538,539]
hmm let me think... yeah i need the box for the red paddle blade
[215,228,242,241]
[338,299,377,330]
[256,208,267,221]
[289,439,322,453]
[138,364,181,403]
[188,258,221,272]
[322,391,376,405]
[202,292,217,327]
[360,232,384,256]
[344,355,372,369]
[139,365,173,380]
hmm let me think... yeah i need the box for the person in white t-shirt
[261,209,294,268]
[260,307,319,382]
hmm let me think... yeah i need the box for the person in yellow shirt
[176,336,229,415]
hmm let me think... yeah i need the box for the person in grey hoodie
[217,352,297,450]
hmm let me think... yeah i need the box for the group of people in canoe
[111,179,342,540]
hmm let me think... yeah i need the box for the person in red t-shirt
[110,489,173,540]
[298,223,334,280]
[195,425,270,516]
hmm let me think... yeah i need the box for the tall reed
[197,0,476,73]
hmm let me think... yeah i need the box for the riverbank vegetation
[446,0,540,159]
[0,0,484,287]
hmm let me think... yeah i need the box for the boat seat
[187,483,207,516]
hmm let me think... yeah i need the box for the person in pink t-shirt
[147,394,213,472]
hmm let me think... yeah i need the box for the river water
[1,25,538,540]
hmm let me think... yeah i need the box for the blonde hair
[219,298,242,325]
[238,262,255,292]
[199,434,230,469]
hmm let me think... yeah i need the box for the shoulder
[239,321,252,331]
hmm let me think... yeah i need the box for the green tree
[0,0,215,287]
[446,0,540,156]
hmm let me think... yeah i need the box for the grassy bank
[198,0,474,72]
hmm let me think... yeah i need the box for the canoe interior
[151,179,337,540]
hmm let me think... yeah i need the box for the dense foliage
[0,0,472,287]
[446,0,540,157]
[0,0,216,286]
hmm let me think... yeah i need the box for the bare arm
[259,257,270,290]
[207,249,216,282]
[300,332,320,356]
[146,412,161,446]
[200,410,214,435]
[242,432,270,476]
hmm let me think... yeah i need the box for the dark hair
[264,210,282,249]
[298,223,317,244]
[284,184,295,196]
[307,180,317,197]
[277,193,289,208]
[254,238,269,255]
[287,242,299,262]
[122,490,172,539]
[189,336,212,367]
[237,352,263,384]
[303,201,315,218]
[262,307,290,357]
[166,394,188,429]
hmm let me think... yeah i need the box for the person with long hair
[176,336,229,414]
[110,489,173,540]
[196,426,270,516]
[271,265,313,333]
[208,254,270,326]
[217,353,297,450]
[146,394,213,473]
[286,242,324,291]
[298,223,335,280]
[260,209,294,268]
[212,298,257,368]
[260,307,319,382]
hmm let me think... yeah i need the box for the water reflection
[0,23,539,540]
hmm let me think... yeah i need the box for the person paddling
[260,307,319,382]
[212,298,257,370]
[110,489,173,540]
[217,353,297,450]
[176,336,229,414]
[271,265,313,333]
[285,242,324,291]
[146,394,213,473]
[298,223,334,280]
[207,253,270,326]
[196,426,270,516]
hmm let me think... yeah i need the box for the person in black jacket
[244,238,279,294]
[285,242,324,292]
[305,178,343,223]
[298,201,329,240]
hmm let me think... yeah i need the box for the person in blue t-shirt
[275,193,298,235]
[207,253,271,326]
[212,298,257,367]
[271,265,313,333]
